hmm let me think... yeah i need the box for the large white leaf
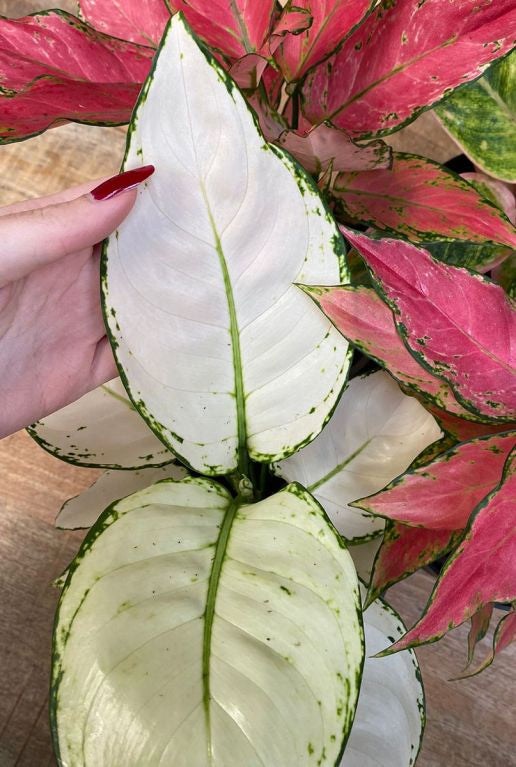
[102,15,350,477]
[28,378,173,469]
[274,372,442,542]
[52,478,363,766]
[342,584,425,767]
[56,463,189,529]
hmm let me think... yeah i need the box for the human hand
[0,165,154,439]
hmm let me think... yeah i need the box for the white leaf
[274,371,442,541]
[102,15,350,476]
[349,538,382,585]
[342,585,425,767]
[56,463,188,529]
[53,478,363,767]
[28,378,173,469]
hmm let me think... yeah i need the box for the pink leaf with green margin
[425,405,515,443]
[455,606,515,678]
[304,283,489,421]
[465,602,494,668]
[352,431,516,530]
[382,448,516,653]
[229,7,312,89]
[0,11,153,142]
[79,0,170,46]
[333,154,516,248]
[277,123,392,173]
[167,0,276,58]
[302,0,516,138]
[366,523,460,606]
[274,0,372,81]
[340,228,516,422]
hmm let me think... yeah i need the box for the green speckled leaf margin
[27,379,174,469]
[435,51,516,183]
[101,14,350,477]
[51,478,364,767]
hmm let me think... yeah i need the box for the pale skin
[0,181,137,439]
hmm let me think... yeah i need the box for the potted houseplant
[1,1,514,764]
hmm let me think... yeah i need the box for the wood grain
[0,2,514,765]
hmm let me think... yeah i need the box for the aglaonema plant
[3,0,515,764]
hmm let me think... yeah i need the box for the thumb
[0,165,154,286]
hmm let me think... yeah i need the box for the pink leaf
[383,448,516,653]
[366,523,460,606]
[277,123,392,174]
[302,0,516,138]
[79,0,170,46]
[305,284,488,421]
[341,228,516,422]
[230,6,313,89]
[352,431,515,530]
[333,154,516,249]
[274,0,371,81]
[0,11,153,142]
[426,406,515,443]
[169,0,276,59]
[456,607,516,678]
[465,602,494,668]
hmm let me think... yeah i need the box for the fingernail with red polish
[90,165,155,201]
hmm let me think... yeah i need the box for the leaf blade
[52,478,364,766]
[102,15,350,475]
[341,228,516,422]
[302,0,515,138]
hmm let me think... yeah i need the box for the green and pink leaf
[0,11,153,141]
[366,523,461,606]
[381,448,516,653]
[332,154,516,249]
[341,228,516,422]
[302,0,515,138]
[352,431,516,530]
[303,283,491,422]
[274,0,372,81]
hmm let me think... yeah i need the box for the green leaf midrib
[202,497,240,762]
[202,186,249,478]
[308,438,372,492]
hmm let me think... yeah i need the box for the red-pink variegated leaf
[465,602,494,668]
[79,0,170,46]
[366,523,460,607]
[274,0,371,81]
[231,4,313,85]
[341,228,516,422]
[168,0,276,58]
[333,154,516,248]
[353,431,515,530]
[230,53,269,89]
[426,405,515,443]
[277,123,392,174]
[304,284,489,421]
[457,607,516,678]
[383,448,516,653]
[302,0,516,138]
[0,11,153,142]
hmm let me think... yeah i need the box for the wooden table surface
[1,3,515,765]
